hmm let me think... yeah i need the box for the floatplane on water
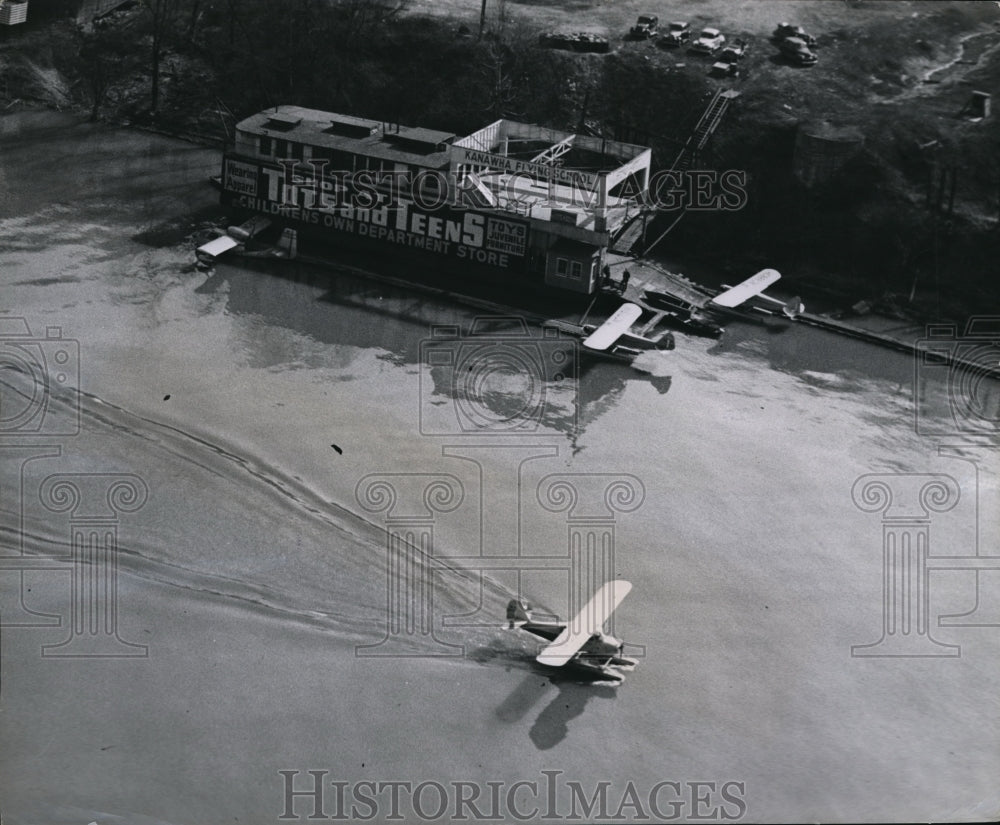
[506,580,638,684]
[196,218,298,267]
[643,268,804,336]
[543,303,675,362]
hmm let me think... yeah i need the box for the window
[258,135,273,156]
[290,142,304,161]
[275,139,288,158]
[570,261,583,280]
[556,257,569,277]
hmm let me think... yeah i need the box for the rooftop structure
[233,106,457,171]
[232,106,651,236]
[451,118,651,235]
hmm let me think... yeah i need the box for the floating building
[220,106,652,294]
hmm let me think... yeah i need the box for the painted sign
[221,159,530,269]
[457,147,600,189]
[224,159,259,196]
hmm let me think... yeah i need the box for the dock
[611,254,1000,379]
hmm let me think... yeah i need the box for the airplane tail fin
[506,599,531,628]
[275,228,298,259]
[782,296,804,319]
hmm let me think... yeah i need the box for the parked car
[629,14,659,39]
[772,22,817,47]
[710,39,749,76]
[689,27,726,55]
[779,36,818,65]
[718,38,748,62]
[659,20,691,47]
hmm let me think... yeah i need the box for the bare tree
[144,0,179,115]
[186,0,202,43]
[78,24,136,121]
[480,0,509,39]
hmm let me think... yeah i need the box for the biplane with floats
[542,303,675,363]
[506,580,638,683]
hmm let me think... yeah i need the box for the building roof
[238,106,456,169]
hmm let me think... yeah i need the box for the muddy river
[1,112,998,824]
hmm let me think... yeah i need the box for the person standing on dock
[621,269,631,294]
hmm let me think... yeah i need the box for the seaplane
[195,216,298,267]
[692,268,804,327]
[542,303,675,362]
[506,580,638,683]
[643,268,803,336]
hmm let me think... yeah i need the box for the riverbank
[1,1,998,318]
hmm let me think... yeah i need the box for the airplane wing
[196,234,239,259]
[709,268,781,308]
[536,580,632,667]
[582,304,643,351]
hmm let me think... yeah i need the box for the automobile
[689,27,726,55]
[658,21,691,47]
[779,36,818,66]
[718,38,748,62]
[710,40,749,76]
[772,22,817,47]
[629,14,659,39]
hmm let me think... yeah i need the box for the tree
[78,24,137,121]
[144,0,180,115]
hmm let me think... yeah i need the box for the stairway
[610,211,648,255]
[671,89,740,171]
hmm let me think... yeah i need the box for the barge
[215,106,652,298]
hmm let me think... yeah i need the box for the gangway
[670,89,740,171]
[634,89,740,257]
[611,212,649,255]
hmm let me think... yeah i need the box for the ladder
[670,89,740,171]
